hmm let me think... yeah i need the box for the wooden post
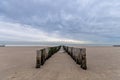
[81,48,87,70]
[36,50,41,68]
[77,49,82,65]
[44,49,46,61]
[74,48,78,63]
[45,48,49,60]
[70,47,73,58]
[76,48,80,64]
[41,49,45,65]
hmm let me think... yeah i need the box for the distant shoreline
[0,41,114,47]
[5,44,113,47]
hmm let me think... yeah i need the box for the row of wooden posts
[36,46,61,68]
[63,46,87,70]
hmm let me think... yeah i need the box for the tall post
[77,49,82,65]
[41,49,45,65]
[81,48,87,70]
[36,50,41,68]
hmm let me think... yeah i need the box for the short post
[36,50,41,68]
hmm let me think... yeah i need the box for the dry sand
[0,46,120,80]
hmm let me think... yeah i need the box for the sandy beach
[0,46,120,80]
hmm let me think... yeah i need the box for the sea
[0,41,113,47]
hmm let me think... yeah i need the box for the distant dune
[113,45,120,47]
[0,45,5,47]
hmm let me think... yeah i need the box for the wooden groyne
[36,46,61,68]
[63,46,87,70]
[36,45,87,70]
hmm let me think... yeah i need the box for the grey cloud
[0,0,120,44]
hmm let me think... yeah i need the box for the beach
[0,46,120,80]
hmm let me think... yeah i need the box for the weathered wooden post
[36,50,41,68]
[77,49,82,65]
[74,48,78,63]
[76,48,80,64]
[72,48,75,60]
[70,47,73,58]
[45,48,49,60]
[44,48,47,61]
[81,48,87,70]
[49,47,52,57]
[41,49,45,65]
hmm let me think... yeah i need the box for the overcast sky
[0,0,120,44]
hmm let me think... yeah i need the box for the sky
[0,0,120,44]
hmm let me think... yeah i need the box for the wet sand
[0,46,120,80]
